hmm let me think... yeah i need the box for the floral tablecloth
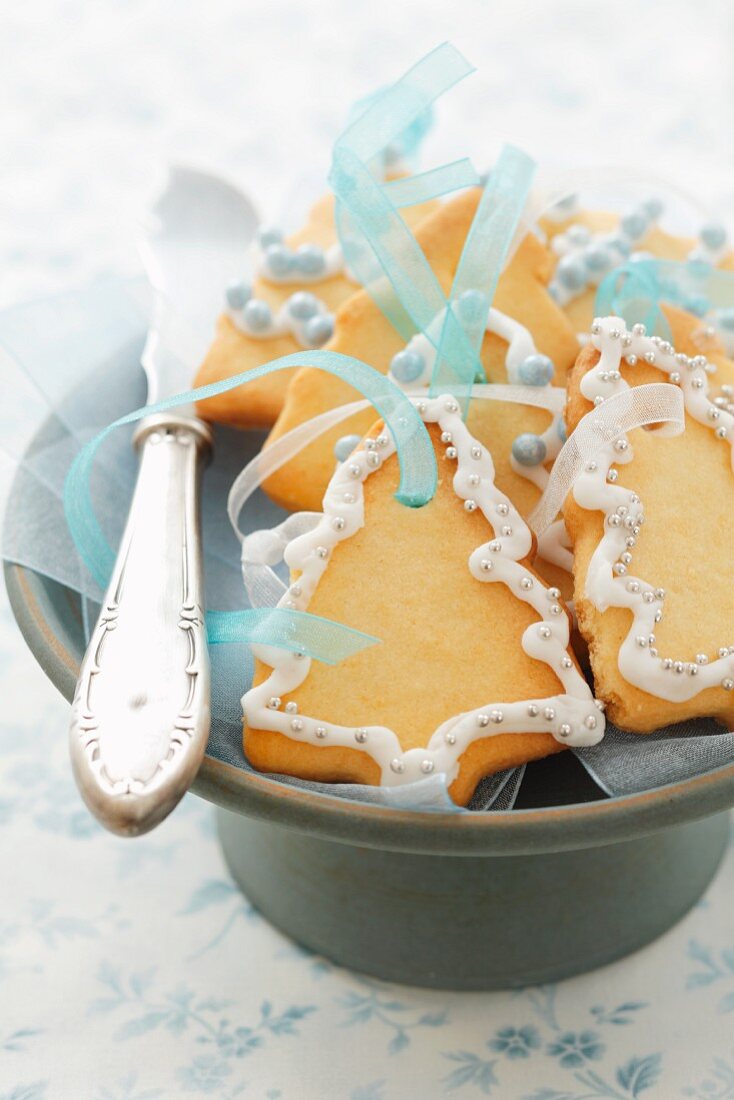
[3,1,734,1096]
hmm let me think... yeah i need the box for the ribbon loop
[331,45,536,412]
[596,258,734,339]
[430,144,536,408]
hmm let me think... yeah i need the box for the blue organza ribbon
[330,42,536,411]
[431,144,534,406]
[64,351,436,664]
[206,609,378,664]
[596,258,734,338]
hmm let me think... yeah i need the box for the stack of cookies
[193,135,734,807]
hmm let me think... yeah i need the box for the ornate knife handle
[69,414,213,837]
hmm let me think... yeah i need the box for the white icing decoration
[536,519,574,574]
[243,395,604,788]
[226,294,334,348]
[573,315,734,701]
[255,240,355,285]
[388,306,566,493]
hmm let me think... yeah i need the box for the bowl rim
[7,558,734,857]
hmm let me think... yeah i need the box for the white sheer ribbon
[529,382,685,536]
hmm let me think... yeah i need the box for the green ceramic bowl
[6,557,734,990]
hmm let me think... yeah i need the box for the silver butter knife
[69,166,258,836]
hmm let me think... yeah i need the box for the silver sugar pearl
[291,718,303,732]
[464,499,477,512]
[544,707,556,721]
[476,713,490,727]
[355,728,369,743]
[390,758,405,773]
[315,727,327,739]
[558,723,572,738]
[285,702,298,714]
[267,696,282,709]
[421,760,435,774]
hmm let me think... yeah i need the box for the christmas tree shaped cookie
[194,189,438,428]
[542,199,734,335]
[564,305,734,732]
[261,188,579,553]
[243,398,604,805]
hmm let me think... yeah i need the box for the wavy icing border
[573,316,734,701]
[243,394,603,788]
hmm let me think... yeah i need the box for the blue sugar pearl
[554,194,578,215]
[265,243,294,277]
[512,433,547,467]
[334,433,362,462]
[296,243,327,275]
[557,418,567,442]
[608,235,631,258]
[518,353,554,387]
[556,255,588,292]
[620,210,649,240]
[225,280,250,310]
[700,223,727,251]
[584,245,613,274]
[643,197,664,220]
[243,299,272,332]
[390,349,425,383]
[457,288,488,325]
[716,307,734,331]
[303,314,334,347]
[567,224,591,247]
[684,294,709,318]
[547,280,562,303]
[258,226,283,249]
[288,291,320,320]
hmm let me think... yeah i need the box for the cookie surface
[543,207,734,335]
[244,404,603,806]
[260,189,580,595]
[565,305,734,732]
[194,189,437,428]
